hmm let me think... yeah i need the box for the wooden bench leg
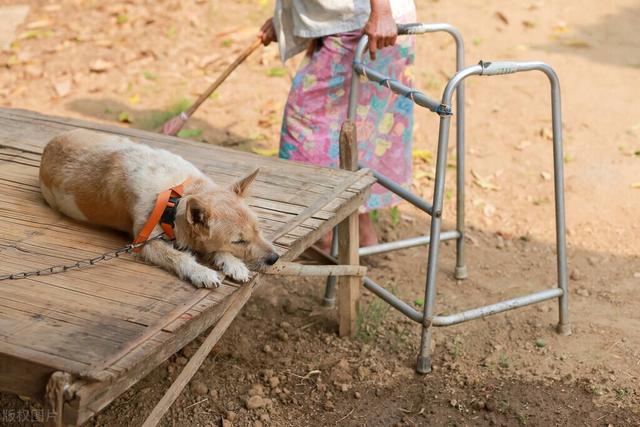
[44,371,73,427]
[338,120,360,337]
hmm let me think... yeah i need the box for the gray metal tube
[359,230,460,257]
[542,65,571,335]
[451,29,467,281]
[473,61,570,334]
[363,277,423,323]
[361,164,434,215]
[416,113,453,373]
[322,227,340,307]
[432,288,563,326]
[353,62,445,113]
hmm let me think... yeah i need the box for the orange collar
[133,179,191,252]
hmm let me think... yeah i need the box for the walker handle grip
[397,23,425,35]
[478,60,522,76]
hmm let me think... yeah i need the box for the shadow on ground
[65,98,253,148]
[539,4,640,68]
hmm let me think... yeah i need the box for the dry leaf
[540,171,552,181]
[414,169,435,180]
[563,39,591,48]
[251,146,279,157]
[89,59,114,72]
[26,19,53,30]
[471,169,501,191]
[412,149,433,163]
[495,11,509,25]
[483,203,496,217]
[516,140,532,151]
[631,182,640,189]
[52,78,71,97]
[553,21,570,34]
[539,127,553,140]
[522,20,536,29]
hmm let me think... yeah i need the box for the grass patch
[615,388,629,400]
[143,70,156,80]
[356,294,391,342]
[369,210,379,224]
[390,206,400,226]
[498,354,510,369]
[177,128,202,139]
[139,98,191,130]
[266,67,286,78]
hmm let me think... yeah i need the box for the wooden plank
[270,169,369,241]
[0,108,375,427]
[337,120,361,337]
[67,279,258,426]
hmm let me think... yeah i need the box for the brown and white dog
[39,129,279,288]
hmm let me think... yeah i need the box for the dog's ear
[231,168,260,198]
[185,196,209,226]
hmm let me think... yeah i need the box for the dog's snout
[264,252,279,266]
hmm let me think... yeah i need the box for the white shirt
[274,0,416,61]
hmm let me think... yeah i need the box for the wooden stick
[261,261,366,277]
[185,38,262,118]
[337,120,361,337]
[141,281,257,427]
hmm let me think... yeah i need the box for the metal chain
[0,234,167,282]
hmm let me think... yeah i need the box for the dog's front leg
[140,240,222,288]
[213,252,251,283]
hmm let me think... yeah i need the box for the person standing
[259,0,417,248]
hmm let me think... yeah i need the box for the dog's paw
[222,260,251,283]
[187,267,222,289]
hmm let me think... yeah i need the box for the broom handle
[185,37,263,117]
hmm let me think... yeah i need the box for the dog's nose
[264,253,279,266]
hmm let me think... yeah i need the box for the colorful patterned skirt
[278,19,416,211]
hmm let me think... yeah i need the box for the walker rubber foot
[556,323,572,336]
[322,297,335,308]
[454,266,468,280]
[416,356,432,374]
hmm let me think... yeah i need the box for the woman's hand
[363,0,397,60]
[259,18,277,46]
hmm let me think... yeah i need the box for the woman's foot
[358,212,378,248]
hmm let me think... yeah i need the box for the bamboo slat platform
[0,108,374,425]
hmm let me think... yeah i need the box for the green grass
[266,67,286,78]
[143,70,156,80]
[177,128,203,139]
[369,210,379,224]
[356,295,391,342]
[139,98,191,130]
[498,354,510,369]
[390,206,400,226]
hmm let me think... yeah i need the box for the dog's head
[175,169,279,268]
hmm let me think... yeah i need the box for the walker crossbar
[362,163,434,215]
[359,231,459,257]
[326,22,570,374]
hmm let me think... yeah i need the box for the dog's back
[40,129,203,233]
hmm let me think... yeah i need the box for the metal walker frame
[323,23,571,373]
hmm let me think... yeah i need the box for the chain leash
[0,234,167,281]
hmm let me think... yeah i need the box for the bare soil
[1,0,639,426]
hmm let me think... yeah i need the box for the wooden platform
[0,108,374,425]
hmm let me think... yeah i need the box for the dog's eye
[232,239,248,245]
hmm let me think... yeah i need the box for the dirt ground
[1,0,640,426]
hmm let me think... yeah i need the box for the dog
[39,129,279,288]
